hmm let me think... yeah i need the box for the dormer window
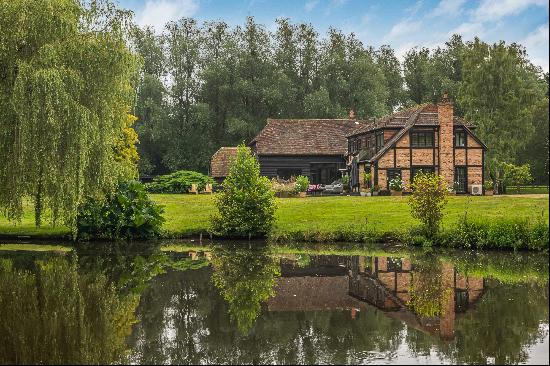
[454,129,466,147]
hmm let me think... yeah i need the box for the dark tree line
[130,17,549,184]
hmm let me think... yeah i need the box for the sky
[119,0,550,72]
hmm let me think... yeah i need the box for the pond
[0,241,548,365]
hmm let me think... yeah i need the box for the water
[0,242,548,365]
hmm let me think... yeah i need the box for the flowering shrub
[271,178,296,194]
[389,176,404,191]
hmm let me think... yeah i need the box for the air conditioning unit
[470,185,482,195]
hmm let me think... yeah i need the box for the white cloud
[520,23,549,72]
[447,22,485,39]
[386,20,422,39]
[430,0,467,17]
[136,0,199,31]
[473,0,547,22]
[304,0,319,12]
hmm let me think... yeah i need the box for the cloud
[304,0,319,12]
[136,0,199,31]
[447,22,485,40]
[386,20,422,40]
[430,0,467,17]
[520,23,549,72]
[473,0,547,22]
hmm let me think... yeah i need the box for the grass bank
[1,194,548,249]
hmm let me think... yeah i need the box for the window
[454,166,467,193]
[277,168,302,180]
[411,167,435,182]
[411,131,434,147]
[387,169,402,190]
[455,129,466,147]
[376,133,384,151]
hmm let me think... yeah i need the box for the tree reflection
[0,253,139,364]
[211,243,280,334]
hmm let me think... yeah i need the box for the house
[210,147,239,183]
[248,118,362,184]
[347,94,487,194]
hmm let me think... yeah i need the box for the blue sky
[119,0,549,71]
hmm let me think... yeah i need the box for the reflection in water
[0,245,548,365]
[0,252,139,364]
[211,243,280,333]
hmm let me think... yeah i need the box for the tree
[376,45,405,111]
[458,39,545,182]
[0,0,139,228]
[408,172,448,237]
[500,162,533,194]
[131,26,170,175]
[210,144,276,237]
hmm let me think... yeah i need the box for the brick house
[347,94,487,194]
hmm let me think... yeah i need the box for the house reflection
[266,254,485,341]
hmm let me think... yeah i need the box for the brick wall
[438,96,454,188]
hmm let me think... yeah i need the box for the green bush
[436,218,549,250]
[146,170,214,193]
[408,172,448,237]
[295,175,310,193]
[210,145,276,238]
[76,180,165,240]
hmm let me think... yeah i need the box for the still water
[0,242,548,365]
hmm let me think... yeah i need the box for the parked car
[323,179,343,194]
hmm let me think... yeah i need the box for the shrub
[408,172,448,237]
[295,175,310,193]
[210,145,276,237]
[271,178,296,196]
[438,217,549,250]
[76,180,165,240]
[146,170,214,193]
[389,175,404,191]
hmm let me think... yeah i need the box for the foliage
[113,114,140,179]
[408,173,448,237]
[210,145,276,237]
[363,172,372,185]
[146,170,214,193]
[388,175,404,191]
[294,175,310,193]
[500,162,533,193]
[76,180,165,240]
[0,0,139,229]
[342,175,350,187]
[271,178,297,195]
[0,255,139,364]
[458,39,546,183]
[483,180,494,191]
[211,243,280,334]
[437,217,549,251]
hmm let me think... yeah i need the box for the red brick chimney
[438,93,454,188]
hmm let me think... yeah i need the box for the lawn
[1,194,548,239]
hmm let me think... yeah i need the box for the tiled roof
[210,147,239,177]
[347,104,474,137]
[251,119,364,156]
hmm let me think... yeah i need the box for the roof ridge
[366,108,422,163]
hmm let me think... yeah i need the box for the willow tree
[0,0,139,229]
